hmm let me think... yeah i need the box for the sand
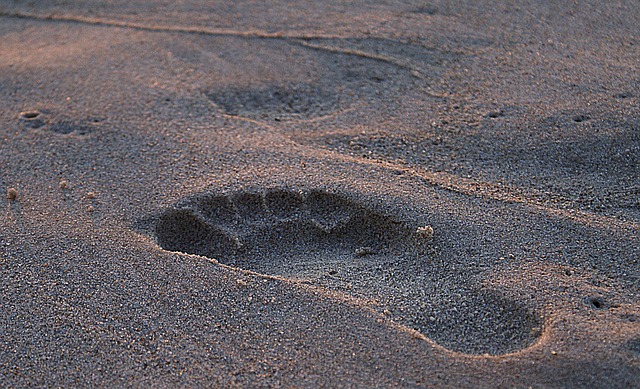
[1,0,638,387]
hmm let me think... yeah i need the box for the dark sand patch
[316,109,640,212]
[207,83,337,121]
[627,338,640,357]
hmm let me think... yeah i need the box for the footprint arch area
[153,188,542,355]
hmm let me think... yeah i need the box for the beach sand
[1,1,639,387]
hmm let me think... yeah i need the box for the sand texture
[1,1,639,387]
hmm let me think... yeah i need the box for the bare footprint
[153,188,542,355]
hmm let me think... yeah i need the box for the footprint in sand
[18,109,96,135]
[153,188,542,355]
[207,83,337,121]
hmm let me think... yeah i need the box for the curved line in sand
[318,150,640,235]
[162,249,551,358]
[0,10,429,78]
[0,10,344,39]
[389,317,553,360]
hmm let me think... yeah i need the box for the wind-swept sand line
[0,10,426,77]
[0,10,343,39]
[318,149,640,234]
[290,40,426,78]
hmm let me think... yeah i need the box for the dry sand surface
[1,0,639,387]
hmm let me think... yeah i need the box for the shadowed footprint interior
[154,188,542,355]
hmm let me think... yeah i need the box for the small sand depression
[18,110,46,129]
[6,187,18,200]
[17,109,95,135]
[207,83,338,121]
[153,188,542,355]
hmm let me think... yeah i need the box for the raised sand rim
[155,188,542,355]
